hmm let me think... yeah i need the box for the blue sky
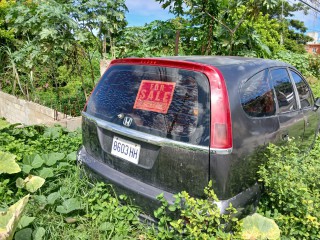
[294,11,320,34]
[125,0,320,38]
[125,0,174,26]
[292,10,320,42]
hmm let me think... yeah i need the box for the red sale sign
[133,80,176,114]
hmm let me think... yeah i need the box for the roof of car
[161,56,290,68]
[160,56,294,85]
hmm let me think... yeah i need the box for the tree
[73,0,128,59]
[115,18,189,57]
[235,12,284,57]
[260,1,312,52]
[0,0,16,46]
[155,0,279,55]
[5,0,82,98]
[115,26,150,57]
[3,0,128,101]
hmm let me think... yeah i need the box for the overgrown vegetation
[0,124,149,239]
[1,121,320,239]
[1,0,320,238]
[274,51,320,79]
[1,0,320,115]
[0,123,283,239]
[0,0,126,115]
[153,183,241,239]
[258,139,320,239]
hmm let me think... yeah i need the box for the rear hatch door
[83,61,211,196]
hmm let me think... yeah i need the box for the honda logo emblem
[123,116,133,127]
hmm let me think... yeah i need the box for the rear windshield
[86,65,210,146]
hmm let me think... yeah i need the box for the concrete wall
[0,91,81,131]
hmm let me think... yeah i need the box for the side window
[290,70,313,108]
[240,70,275,117]
[270,68,297,113]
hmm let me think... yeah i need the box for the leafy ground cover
[1,121,319,239]
[0,123,281,239]
[0,124,151,239]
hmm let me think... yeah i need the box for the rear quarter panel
[210,64,279,199]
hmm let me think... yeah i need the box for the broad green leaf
[42,153,65,166]
[31,155,44,169]
[24,176,45,193]
[66,152,76,161]
[23,155,35,166]
[43,127,62,139]
[17,216,35,229]
[0,151,21,174]
[57,162,71,169]
[14,228,32,240]
[241,213,280,240]
[55,198,82,214]
[32,227,45,240]
[16,178,25,188]
[0,195,29,240]
[38,168,54,179]
[23,155,44,169]
[22,165,32,174]
[47,192,60,205]
[33,195,47,207]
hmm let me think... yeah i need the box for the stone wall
[0,91,81,131]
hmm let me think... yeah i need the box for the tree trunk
[103,35,107,58]
[108,30,115,59]
[83,48,96,86]
[229,33,234,55]
[75,46,88,100]
[175,30,180,56]
[205,24,213,55]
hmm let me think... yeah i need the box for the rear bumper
[77,146,260,218]
[77,146,176,215]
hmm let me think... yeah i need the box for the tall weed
[258,138,320,239]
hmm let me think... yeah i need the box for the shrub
[274,51,310,76]
[274,51,320,80]
[258,138,320,239]
[153,181,283,239]
[153,181,242,239]
[308,54,320,79]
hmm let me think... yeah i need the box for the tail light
[208,70,233,153]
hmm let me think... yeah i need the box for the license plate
[111,136,141,164]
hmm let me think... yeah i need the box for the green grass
[0,118,9,129]
[0,124,155,239]
[27,168,149,240]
